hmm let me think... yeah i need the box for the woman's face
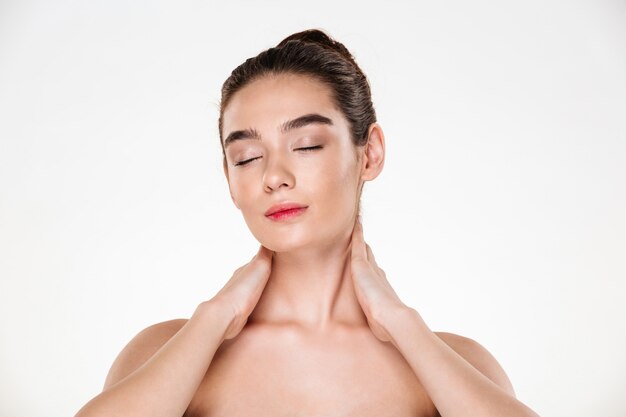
[221,73,363,252]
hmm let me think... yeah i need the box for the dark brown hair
[218,28,377,161]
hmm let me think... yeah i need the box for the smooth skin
[75,73,540,417]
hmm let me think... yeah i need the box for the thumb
[257,245,274,259]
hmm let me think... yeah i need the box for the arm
[75,245,273,417]
[349,218,540,417]
[382,306,540,417]
[74,301,231,417]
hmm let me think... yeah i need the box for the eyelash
[234,146,323,167]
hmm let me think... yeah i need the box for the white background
[1,1,625,416]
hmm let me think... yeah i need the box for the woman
[75,29,540,417]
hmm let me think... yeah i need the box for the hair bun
[276,28,354,63]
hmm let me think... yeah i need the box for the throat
[247,249,367,331]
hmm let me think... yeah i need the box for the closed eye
[296,145,323,152]
[234,157,260,167]
[234,146,323,167]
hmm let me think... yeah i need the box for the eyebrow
[223,113,333,149]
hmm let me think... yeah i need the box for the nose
[263,154,295,192]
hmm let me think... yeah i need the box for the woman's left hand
[349,216,408,343]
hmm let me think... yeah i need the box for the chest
[185,325,437,417]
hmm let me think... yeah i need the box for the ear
[360,123,385,182]
[223,158,240,210]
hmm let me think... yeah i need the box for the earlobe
[361,123,385,182]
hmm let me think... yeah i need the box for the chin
[254,232,311,253]
[244,208,353,252]
[253,223,349,254]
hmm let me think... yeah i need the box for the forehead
[221,73,344,137]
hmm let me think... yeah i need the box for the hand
[210,245,274,340]
[350,217,407,343]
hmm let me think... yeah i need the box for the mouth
[265,202,309,221]
[265,206,308,221]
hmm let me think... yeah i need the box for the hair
[217,28,377,162]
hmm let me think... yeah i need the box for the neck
[247,228,368,332]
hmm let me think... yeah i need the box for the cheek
[313,156,359,208]
[229,176,257,210]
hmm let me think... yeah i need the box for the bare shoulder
[434,331,516,396]
[103,318,189,391]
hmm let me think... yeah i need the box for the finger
[251,246,273,272]
[351,216,366,244]
[365,244,382,268]
[259,245,274,258]
[253,245,272,260]
[365,244,385,275]
[351,217,368,261]
[365,243,375,264]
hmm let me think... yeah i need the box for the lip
[265,202,308,217]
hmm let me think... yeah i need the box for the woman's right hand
[209,245,274,340]
[74,247,274,417]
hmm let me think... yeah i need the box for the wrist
[382,305,429,349]
[193,300,235,342]
[375,303,414,329]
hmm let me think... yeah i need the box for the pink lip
[266,206,307,221]
[265,202,307,219]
